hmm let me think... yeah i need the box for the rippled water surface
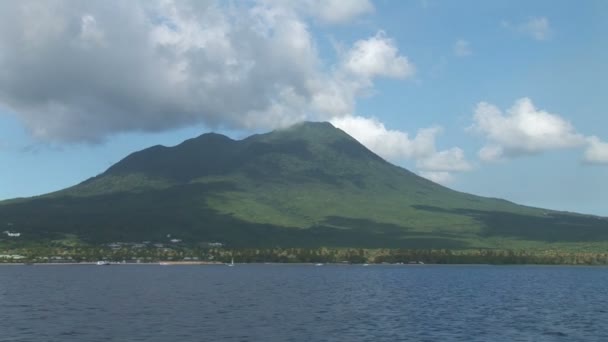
[1,264,608,341]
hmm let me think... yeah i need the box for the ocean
[1,264,607,341]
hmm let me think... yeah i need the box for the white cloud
[0,0,407,144]
[0,1,409,143]
[308,32,415,119]
[342,32,415,80]
[416,147,472,172]
[472,98,608,166]
[306,0,374,24]
[330,116,436,160]
[584,136,608,164]
[453,39,472,57]
[261,0,374,24]
[478,145,505,162]
[521,17,552,41]
[331,115,472,183]
[418,171,453,185]
[471,98,586,161]
[79,14,105,47]
[503,17,552,41]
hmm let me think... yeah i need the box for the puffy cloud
[0,0,408,143]
[416,147,472,172]
[584,136,608,164]
[418,171,453,185]
[503,17,552,41]
[478,145,505,163]
[453,39,472,57]
[520,17,552,41]
[311,32,415,119]
[79,14,106,47]
[260,0,374,24]
[472,98,608,166]
[330,116,436,160]
[471,98,586,161]
[342,32,415,80]
[331,116,472,182]
[304,0,374,24]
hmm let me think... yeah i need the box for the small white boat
[96,261,110,266]
[314,263,323,266]
[159,262,171,265]
[226,257,235,267]
[362,263,370,266]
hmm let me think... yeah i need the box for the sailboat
[226,257,235,267]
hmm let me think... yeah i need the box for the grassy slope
[1,122,607,250]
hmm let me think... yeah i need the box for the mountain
[2,121,608,249]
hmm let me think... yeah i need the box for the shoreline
[1,262,606,267]
[0,261,225,266]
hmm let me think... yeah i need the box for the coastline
[0,261,225,266]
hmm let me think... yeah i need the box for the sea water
[1,264,607,341]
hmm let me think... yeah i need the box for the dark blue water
[1,264,608,341]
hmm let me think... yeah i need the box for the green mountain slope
[2,122,607,249]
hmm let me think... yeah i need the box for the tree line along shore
[2,246,608,265]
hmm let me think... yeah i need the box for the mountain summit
[1,122,607,248]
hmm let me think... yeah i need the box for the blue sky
[1,0,607,215]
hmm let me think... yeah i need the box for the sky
[1,0,607,215]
